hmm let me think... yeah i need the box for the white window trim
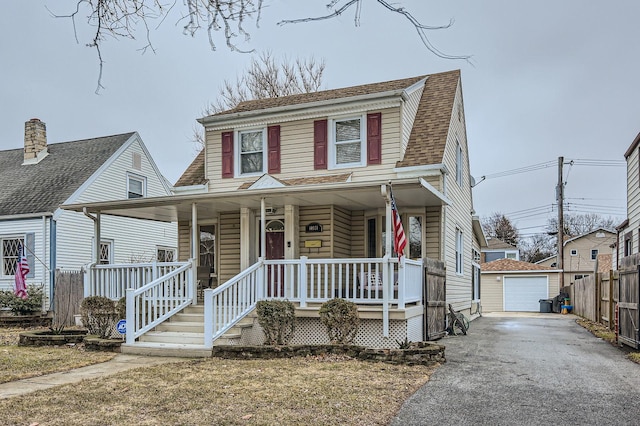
[157,246,176,262]
[99,239,114,264]
[126,172,146,199]
[455,228,464,275]
[235,127,267,177]
[570,249,578,256]
[1,235,25,278]
[329,114,367,169]
[591,249,598,260]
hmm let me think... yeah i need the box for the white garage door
[504,276,548,311]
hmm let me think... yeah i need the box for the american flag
[390,188,407,259]
[14,243,29,300]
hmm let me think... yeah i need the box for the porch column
[260,198,266,259]
[191,203,198,259]
[284,205,299,259]
[240,207,251,269]
[95,212,101,264]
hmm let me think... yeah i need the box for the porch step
[156,321,204,333]
[139,331,205,345]
[121,342,211,358]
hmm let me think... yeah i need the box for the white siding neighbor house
[0,119,177,309]
[66,70,485,354]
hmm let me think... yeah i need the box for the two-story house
[481,238,519,263]
[536,228,615,286]
[0,119,177,310]
[65,70,484,354]
[617,131,640,264]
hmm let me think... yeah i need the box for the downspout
[260,198,266,259]
[83,208,101,264]
[48,217,57,310]
[380,184,391,337]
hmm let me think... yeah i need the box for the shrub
[0,285,44,315]
[319,298,359,344]
[116,297,127,320]
[80,296,117,339]
[256,300,296,345]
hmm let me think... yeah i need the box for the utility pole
[557,157,564,289]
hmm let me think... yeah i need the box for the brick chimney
[24,118,48,164]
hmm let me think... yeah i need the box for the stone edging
[211,341,445,365]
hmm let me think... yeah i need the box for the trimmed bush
[116,297,127,320]
[319,298,359,344]
[80,296,117,339]
[256,300,296,345]
[0,285,44,315]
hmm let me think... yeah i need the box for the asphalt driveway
[392,313,640,426]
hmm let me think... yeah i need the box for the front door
[265,219,285,297]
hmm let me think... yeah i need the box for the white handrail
[125,259,195,344]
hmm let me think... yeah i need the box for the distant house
[481,238,519,263]
[0,119,177,309]
[536,228,616,286]
[481,258,560,312]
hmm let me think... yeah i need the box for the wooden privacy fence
[54,269,84,326]
[571,270,619,328]
[423,258,446,341]
[618,254,640,349]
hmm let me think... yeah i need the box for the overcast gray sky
[1,1,635,237]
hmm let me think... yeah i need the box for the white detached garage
[481,258,561,312]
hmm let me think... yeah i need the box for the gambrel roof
[175,70,461,187]
[0,133,134,216]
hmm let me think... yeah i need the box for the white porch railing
[202,256,424,345]
[84,261,187,300]
[125,259,196,344]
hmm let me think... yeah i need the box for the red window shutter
[267,125,281,174]
[221,131,234,178]
[314,119,328,170]
[367,112,382,165]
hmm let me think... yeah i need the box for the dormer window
[330,116,366,168]
[238,129,266,176]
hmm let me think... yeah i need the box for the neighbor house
[616,131,640,264]
[481,258,560,312]
[64,70,485,354]
[0,119,177,309]
[536,228,615,286]
[481,238,519,263]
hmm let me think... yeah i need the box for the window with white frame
[455,228,463,275]
[157,247,176,262]
[127,174,146,199]
[456,141,463,187]
[1,237,24,276]
[99,241,113,265]
[570,249,577,256]
[238,129,265,175]
[591,249,598,260]
[331,116,365,168]
[506,252,517,260]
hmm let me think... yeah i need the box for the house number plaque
[305,222,323,233]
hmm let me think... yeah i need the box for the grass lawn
[0,327,116,384]
[0,326,437,425]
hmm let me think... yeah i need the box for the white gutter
[0,212,53,221]
[172,183,209,195]
[481,269,561,274]
[394,163,446,178]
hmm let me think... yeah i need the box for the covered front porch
[68,177,449,352]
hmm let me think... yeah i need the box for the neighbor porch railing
[125,259,196,344]
[84,261,187,300]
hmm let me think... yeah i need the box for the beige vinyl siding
[351,210,365,258]
[178,221,190,261]
[401,84,425,157]
[205,107,403,192]
[332,206,351,258]
[624,146,640,258]
[441,80,475,311]
[425,206,441,260]
[537,257,556,268]
[299,206,332,258]
[563,231,616,285]
[0,218,49,306]
[218,212,240,284]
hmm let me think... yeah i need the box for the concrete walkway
[392,312,640,426]
[0,354,187,400]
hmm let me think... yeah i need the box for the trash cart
[539,299,552,313]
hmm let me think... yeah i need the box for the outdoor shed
[481,258,560,312]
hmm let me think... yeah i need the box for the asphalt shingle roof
[481,258,553,272]
[175,70,460,187]
[0,133,133,216]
